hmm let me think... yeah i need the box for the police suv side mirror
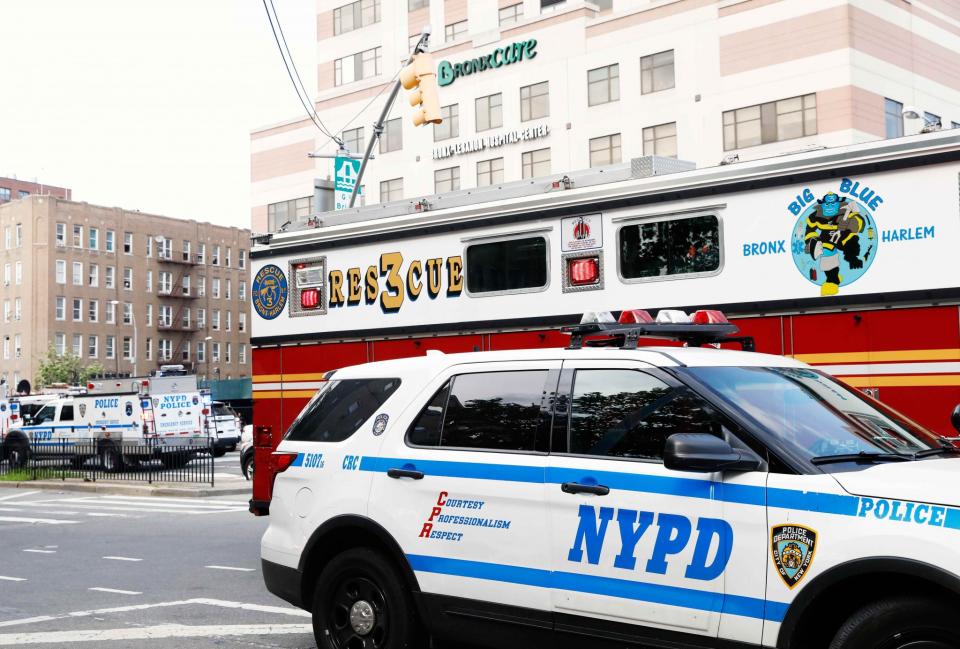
[951,404,960,434]
[664,433,761,473]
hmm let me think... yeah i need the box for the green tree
[35,345,106,388]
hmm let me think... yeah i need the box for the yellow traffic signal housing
[400,53,443,127]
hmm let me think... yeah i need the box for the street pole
[349,28,431,208]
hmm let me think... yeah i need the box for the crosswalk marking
[103,556,142,562]
[0,623,313,645]
[0,516,78,525]
[0,491,38,502]
[205,565,255,572]
[88,587,142,595]
[22,549,55,554]
[0,576,26,582]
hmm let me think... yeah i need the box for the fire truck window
[58,405,74,422]
[619,215,720,279]
[285,378,401,443]
[566,369,720,460]
[407,381,451,446]
[439,371,546,451]
[466,236,547,294]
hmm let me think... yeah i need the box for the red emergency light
[301,288,320,309]
[568,257,599,286]
[691,310,730,324]
[618,309,654,324]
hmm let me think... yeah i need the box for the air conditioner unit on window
[124,280,131,289]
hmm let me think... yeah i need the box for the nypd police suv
[259,310,960,649]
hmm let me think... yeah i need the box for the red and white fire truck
[249,131,960,512]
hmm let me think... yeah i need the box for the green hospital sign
[437,39,538,87]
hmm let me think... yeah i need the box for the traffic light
[400,53,442,127]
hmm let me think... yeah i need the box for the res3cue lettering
[328,253,463,312]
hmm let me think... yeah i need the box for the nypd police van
[259,311,960,649]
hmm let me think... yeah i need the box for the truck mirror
[951,404,960,434]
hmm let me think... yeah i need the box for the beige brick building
[0,195,251,389]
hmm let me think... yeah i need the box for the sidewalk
[0,478,250,498]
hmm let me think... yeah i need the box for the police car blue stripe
[290,454,304,467]
[360,456,544,483]
[406,553,787,622]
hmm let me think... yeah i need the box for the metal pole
[348,30,430,208]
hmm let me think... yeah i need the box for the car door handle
[561,482,609,496]
[387,468,424,480]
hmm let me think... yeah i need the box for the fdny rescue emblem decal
[771,524,817,588]
[372,413,389,436]
[252,264,288,320]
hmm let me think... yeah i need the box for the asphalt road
[0,450,318,648]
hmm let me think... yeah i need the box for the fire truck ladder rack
[563,322,755,352]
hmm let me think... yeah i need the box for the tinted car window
[59,405,74,422]
[33,404,55,424]
[286,379,400,442]
[408,381,451,446]
[466,236,547,293]
[566,369,721,460]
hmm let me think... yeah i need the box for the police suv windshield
[683,366,946,467]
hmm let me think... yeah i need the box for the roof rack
[562,322,755,351]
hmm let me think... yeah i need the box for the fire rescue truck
[249,131,960,513]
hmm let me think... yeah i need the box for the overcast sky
[0,0,315,228]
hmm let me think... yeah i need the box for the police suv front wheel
[829,596,957,649]
[312,547,418,649]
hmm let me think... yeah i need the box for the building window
[13,298,20,321]
[924,111,941,128]
[225,279,232,300]
[520,81,549,121]
[723,93,817,151]
[641,50,675,94]
[159,305,172,328]
[475,93,503,132]
[55,223,66,247]
[197,243,206,264]
[123,231,133,254]
[107,301,117,325]
[196,341,205,363]
[89,300,99,323]
[642,122,678,158]
[225,343,232,364]
[123,302,133,325]
[105,266,115,289]
[55,260,66,284]
[239,312,247,332]
[145,338,152,361]
[159,339,171,361]
[267,196,313,232]
[72,334,82,358]
[240,344,247,364]
[88,227,99,250]
[340,127,364,157]
[123,267,133,290]
[146,304,153,326]
[239,280,247,301]
[587,63,619,106]
[72,298,82,322]
[55,333,66,356]
[334,47,382,86]
[238,250,246,270]
[334,0,380,35]
[55,296,66,321]
[212,278,221,299]
[197,308,206,329]
[105,336,116,360]
[212,246,220,265]
[226,311,232,332]
[408,0,427,8]
[225,247,232,268]
[13,334,20,359]
[72,261,83,286]
[434,104,459,141]
[3,300,9,323]
[15,224,21,248]
[0,188,9,202]
[466,236,548,294]
[499,3,523,26]
[105,230,115,253]
[88,263,99,287]
[212,342,221,362]
[72,224,83,248]
[213,310,221,330]
[541,0,566,11]
[380,178,403,202]
[589,133,622,167]
[619,214,721,279]
[444,20,467,42]
[434,167,461,193]
[476,158,504,187]
[522,147,551,179]
[15,261,21,285]
[3,228,9,250]
[88,335,98,359]
[379,118,402,153]
[122,337,132,360]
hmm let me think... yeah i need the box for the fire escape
[156,248,200,369]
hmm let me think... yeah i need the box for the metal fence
[0,438,215,485]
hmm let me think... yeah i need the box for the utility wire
[261,0,337,140]
[317,67,402,153]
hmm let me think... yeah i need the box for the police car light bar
[565,309,749,350]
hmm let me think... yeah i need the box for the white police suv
[260,310,960,649]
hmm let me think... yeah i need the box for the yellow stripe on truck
[252,373,327,384]
[792,348,960,364]
[839,374,960,388]
[252,390,317,400]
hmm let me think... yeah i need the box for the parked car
[240,424,253,480]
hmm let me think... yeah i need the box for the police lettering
[329,253,463,312]
[94,398,120,409]
[857,497,950,527]
[567,505,733,581]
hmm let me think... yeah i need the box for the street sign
[334,156,362,211]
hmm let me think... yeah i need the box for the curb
[0,480,250,498]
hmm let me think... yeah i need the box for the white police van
[260,310,960,649]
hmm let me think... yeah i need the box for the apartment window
[226,311,232,332]
[379,118,402,153]
[55,260,66,284]
[56,333,67,356]
[520,81,549,121]
[123,231,133,254]
[73,334,82,358]
[120,336,131,360]
[123,302,132,325]
[55,223,66,247]
[267,196,314,231]
[499,3,523,26]
[434,167,461,193]
[587,63,619,106]
[88,227,99,250]
[146,304,153,326]
[925,111,941,127]
[408,0,428,9]
[198,276,206,297]
[475,93,503,132]
[642,122,678,158]
[212,310,221,330]
[197,341,205,363]
[380,178,403,203]
[3,337,8,361]
[106,301,116,325]
[225,248,232,268]
[239,343,247,364]
[182,275,191,296]
[14,334,20,359]
[334,0,380,35]
[3,264,8,285]
[3,300,9,323]
[159,305,172,328]
[0,188,9,202]
[477,158,504,187]
[225,279,232,300]
[444,20,467,42]
[159,339,171,362]
[72,224,83,248]
[522,147,551,179]
[14,261,21,285]
[620,215,721,279]
[123,267,133,290]
[88,299,99,323]
[434,104,459,141]
[197,308,206,329]
[334,47,382,86]
[86,335,98,359]
[589,133,622,167]
[212,342,221,362]
[238,250,246,270]
[182,240,191,262]
[145,338,152,361]
[182,343,190,362]
[225,343,232,364]
[212,245,220,265]
[541,0,566,11]
[197,243,206,264]
[70,261,81,286]
[212,278,221,299]
[641,50,675,94]
[159,271,172,294]
[105,230,115,252]
[239,312,247,332]
[146,270,152,293]
[723,94,817,151]
[85,263,98,287]
[72,298,82,322]
[13,298,20,321]
[14,224,21,248]
[3,228,9,249]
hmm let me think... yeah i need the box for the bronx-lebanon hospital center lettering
[433,124,550,160]
[328,252,463,313]
[437,39,537,87]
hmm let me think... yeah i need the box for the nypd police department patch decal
[771,524,817,588]
[372,413,389,436]
[252,264,288,320]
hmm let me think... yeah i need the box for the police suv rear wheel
[829,596,956,649]
[312,548,417,649]
[99,442,124,473]
[6,441,29,469]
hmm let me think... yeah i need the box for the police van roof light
[580,311,615,324]
[618,309,654,324]
[691,310,729,325]
[656,310,692,324]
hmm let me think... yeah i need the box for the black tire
[6,439,29,469]
[212,447,227,458]
[241,453,254,481]
[829,596,957,649]
[312,547,418,649]
[99,441,124,473]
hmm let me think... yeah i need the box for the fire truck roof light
[580,311,616,324]
[691,310,730,325]
[656,310,692,324]
[618,309,655,325]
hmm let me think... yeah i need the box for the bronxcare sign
[437,39,538,87]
